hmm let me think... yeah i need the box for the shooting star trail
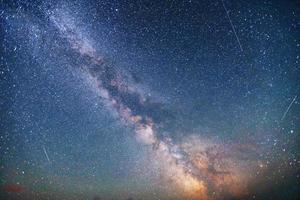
[221,0,243,52]
[42,146,51,163]
[281,95,297,121]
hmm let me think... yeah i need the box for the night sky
[0,0,300,200]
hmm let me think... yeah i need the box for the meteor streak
[281,95,297,121]
[221,0,243,52]
[42,146,51,163]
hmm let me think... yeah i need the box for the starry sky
[0,0,300,200]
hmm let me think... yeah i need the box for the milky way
[47,8,263,199]
[1,1,299,200]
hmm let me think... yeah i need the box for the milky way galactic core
[0,1,299,200]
